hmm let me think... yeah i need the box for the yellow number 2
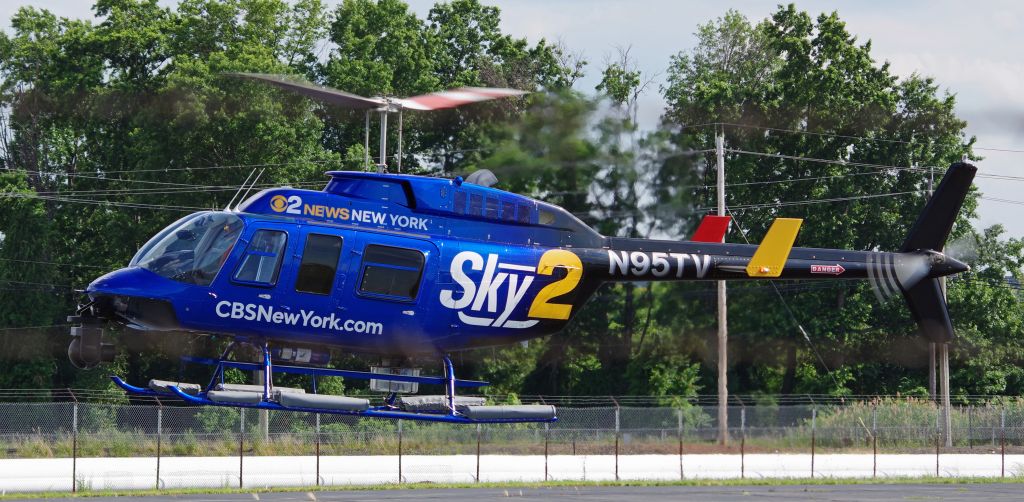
[527,250,583,320]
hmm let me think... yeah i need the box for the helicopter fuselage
[80,170,968,359]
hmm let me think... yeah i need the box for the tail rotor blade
[900,162,977,252]
[903,278,954,343]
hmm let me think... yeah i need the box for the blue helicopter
[68,74,975,424]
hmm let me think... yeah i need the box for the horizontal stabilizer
[902,277,953,343]
[691,215,731,243]
[747,218,803,278]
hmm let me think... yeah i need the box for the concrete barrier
[2,454,1023,493]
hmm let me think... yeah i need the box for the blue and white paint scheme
[73,164,976,423]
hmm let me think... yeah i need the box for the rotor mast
[367,100,406,174]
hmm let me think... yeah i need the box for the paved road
[16,483,1024,501]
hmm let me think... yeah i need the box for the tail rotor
[885,162,976,342]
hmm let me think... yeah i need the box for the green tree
[0,0,337,389]
[321,0,577,174]
[661,6,978,396]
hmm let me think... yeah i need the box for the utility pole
[928,165,937,401]
[253,370,269,442]
[929,344,936,399]
[930,164,952,446]
[715,131,729,445]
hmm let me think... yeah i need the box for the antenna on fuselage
[224,168,257,211]
[233,168,265,211]
[225,73,527,174]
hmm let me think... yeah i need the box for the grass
[2,431,1017,458]
[3,476,1024,499]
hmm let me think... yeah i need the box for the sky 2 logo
[440,250,582,329]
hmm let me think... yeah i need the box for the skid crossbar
[180,356,489,388]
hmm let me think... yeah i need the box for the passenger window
[485,197,499,219]
[295,234,343,295]
[453,190,466,214]
[517,203,532,223]
[233,230,287,286]
[469,193,483,216]
[358,245,425,300]
[501,201,515,221]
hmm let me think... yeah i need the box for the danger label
[810,264,845,275]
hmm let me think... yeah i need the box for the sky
[4,0,1024,239]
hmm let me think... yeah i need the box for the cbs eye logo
[269,195,301,214]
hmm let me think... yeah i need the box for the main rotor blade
[398,87,527,111]
[226,73,383,110]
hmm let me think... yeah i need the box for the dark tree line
[0,1,1020,401]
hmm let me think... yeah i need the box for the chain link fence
[3,397,1024,491]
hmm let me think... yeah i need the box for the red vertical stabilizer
[691,215,731,243]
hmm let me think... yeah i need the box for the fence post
[740,407,746,479]
[614,404,620,481]
[544,423,549,482]
[968,405,973,450]
[935,406,941,478]
[872,404,877,479]
[315,413,321,487]
[677,407,683,480]
[811,408,816,479]
[1001,407,1006,478]
[475,423,481,483]
[71,395,78,494]
[398,419,403,484]
[156,403,162,490]
[238,409,244,487]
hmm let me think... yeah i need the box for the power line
[981,196,1024,207]
[0,279,77,289]
[0,324,71,331]
[727,207,843,391]
[0,159,340,177]
[0,258,107,269]
[713,122,1024,154]
[727,148,1024,184]
[0,192,204,212]
[700,191,918,212]
[727,148,933,172]
[30,181,325,197]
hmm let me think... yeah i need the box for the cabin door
[338,232,439,353]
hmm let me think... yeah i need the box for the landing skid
[111,341,556,424]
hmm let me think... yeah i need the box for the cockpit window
[133,212,244,286]
[233,230,287,286]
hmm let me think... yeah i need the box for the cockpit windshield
[131,212,244,286]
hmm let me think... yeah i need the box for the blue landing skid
[111,376,555,424]
[110,346,556,424]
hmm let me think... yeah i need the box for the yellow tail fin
[746,218,803,278]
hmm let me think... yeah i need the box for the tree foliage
[0,2,1019,403]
